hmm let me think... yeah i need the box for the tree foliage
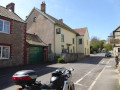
[90,37,100,53]
[99,40,106,50]
[104,44,112,52]
[90,37,100,46]
[90,36,112,53]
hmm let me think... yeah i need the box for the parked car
[105,52,111,57]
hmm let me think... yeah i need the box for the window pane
[61,34,64,42]
[73,38,74,44]
[2,46,9,58]
[4,21,10,33]
[33,17,36,22]
[79,39,82,44]
[0,20,3,31]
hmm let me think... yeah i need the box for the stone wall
[61,53,85,62]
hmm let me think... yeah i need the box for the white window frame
[0,19,10,34]
[0,46,10,59]
[61,34,64,42]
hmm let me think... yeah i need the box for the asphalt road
[0,53,113,90]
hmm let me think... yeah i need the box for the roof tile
[0,6,24,22]
[26,33,47,46]
[74,27,87,35]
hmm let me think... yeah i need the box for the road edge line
[88,58,111,90]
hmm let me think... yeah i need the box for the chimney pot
[59,19,63,22]
[41,2,46,13]
[6,2,15,12]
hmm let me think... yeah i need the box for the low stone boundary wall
[61,53,85,62]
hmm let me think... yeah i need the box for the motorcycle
[12,67,75,90]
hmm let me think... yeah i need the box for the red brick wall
[0,17,26,68]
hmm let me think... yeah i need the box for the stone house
[74,27,90,56]
[0,3,26,68]
[26,2,78,60]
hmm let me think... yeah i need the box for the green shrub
[58,58,65,63]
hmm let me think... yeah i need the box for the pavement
[88,57,120,90]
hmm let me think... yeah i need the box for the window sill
[0,58,9,60]
[0,32,10,34]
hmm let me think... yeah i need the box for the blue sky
[0,0,120,40]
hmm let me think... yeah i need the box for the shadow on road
[0,63,58,90]
[72,55,106,65]
[0,53,114,89]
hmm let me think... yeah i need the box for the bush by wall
[58,58,65,63]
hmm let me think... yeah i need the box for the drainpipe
[76,35,77,53]
[54,24,55,60]
[76,34,78,53]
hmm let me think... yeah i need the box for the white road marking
[75,71,91,84]
[119,79,120,86]
[106,65,112,68]
[101,61,104,63]
[88,58,111,90]
[75,64,99,84]
[88,66,106,90]
[74,83,88,87]
[74,59,106,84]
[74,58,111,88]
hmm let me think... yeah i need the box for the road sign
[110,39,120,44]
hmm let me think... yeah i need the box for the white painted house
[74,27,90,56]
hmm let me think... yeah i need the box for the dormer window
[33,17,36,22]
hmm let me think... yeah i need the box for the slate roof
[74,27,87,36]
[0,5,24,23]
[26,33,47,46]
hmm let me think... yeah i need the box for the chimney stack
[59,19,63,22]
[6,3,15,12]
[41,2,46,13]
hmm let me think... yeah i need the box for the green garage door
[30,46,44,63]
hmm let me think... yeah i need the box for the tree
[104,44,112,52]
[90,37,100,53]
[93,43,100,51]
[90,37,100,46]
[90,36,113,53]
[99,40,106,50]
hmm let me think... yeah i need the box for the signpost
[110,39,120,44]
